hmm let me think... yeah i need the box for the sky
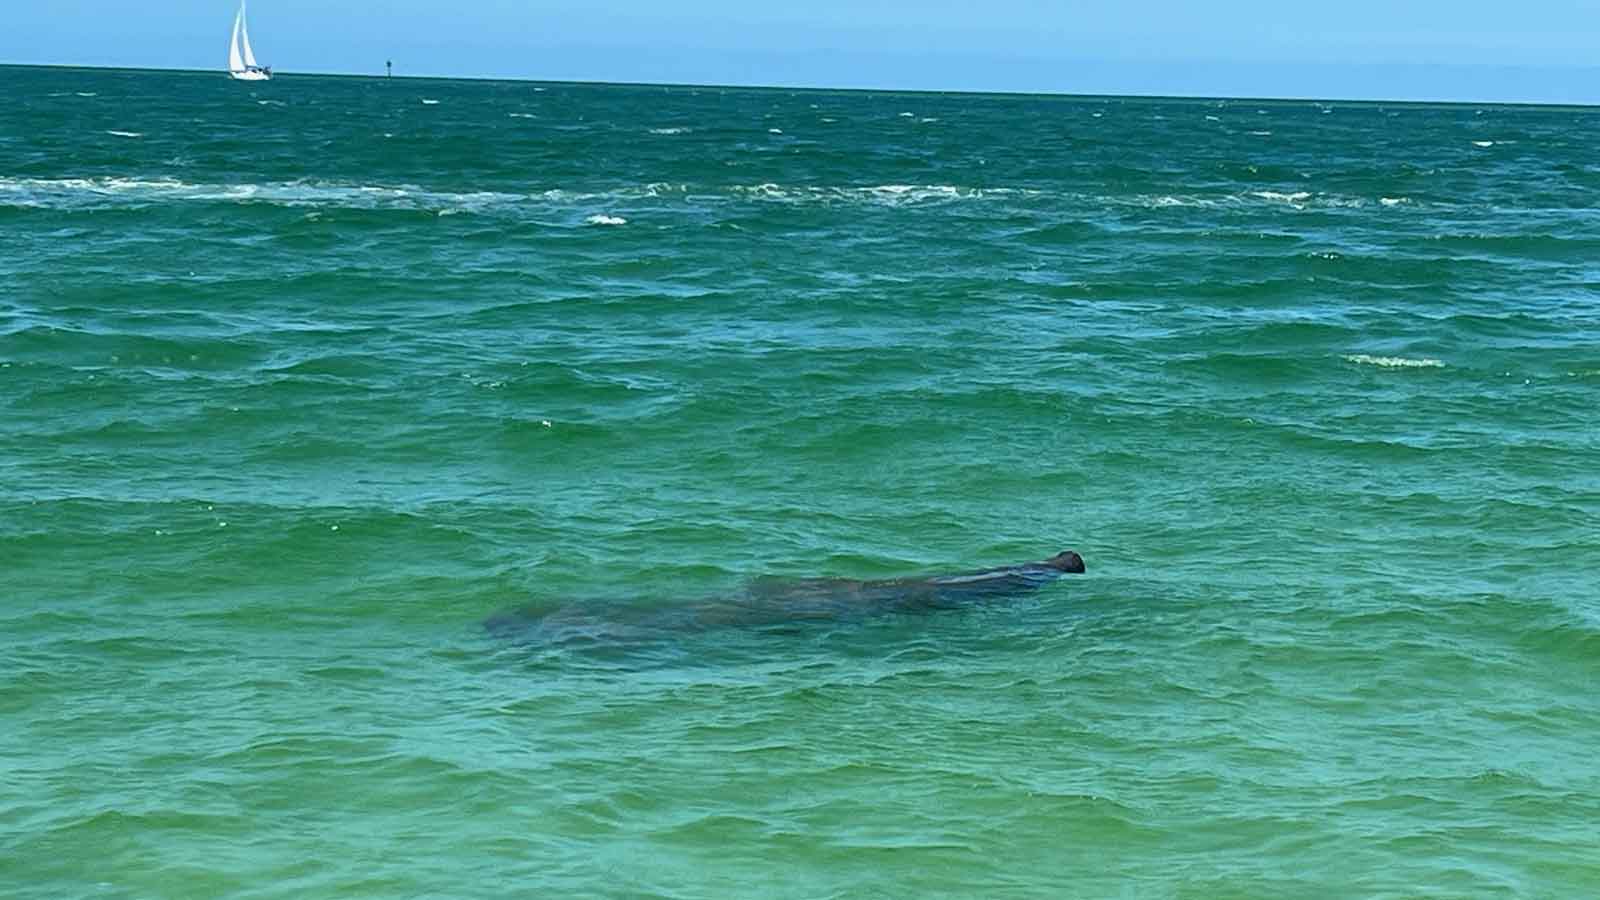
[3,0,1598,103]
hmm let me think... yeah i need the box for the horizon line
[4,60,1598,111]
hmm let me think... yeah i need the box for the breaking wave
[1345,354,1446,369]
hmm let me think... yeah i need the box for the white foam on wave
[1205,115,1221,122]
[1345,354,1445,369]
[1380,196,1409,207]
[0,176,1045,213]
[899,112,915,118]
[585,214,627,226]
[421,98,440,105]
[1249,130,1273,136]
[1472,140,1494,147]
[508,113,536,119]
[729,183,1039,206]
[0,176,528,213]
[1252,190,1311,205]
[537,183,688,203]
[106,130,142,139]
[768,128,783,134]
[1129,190,1374,211]
[649,126,689,134]
[75,92,97,97]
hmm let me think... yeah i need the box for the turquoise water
[3,65,1599,896]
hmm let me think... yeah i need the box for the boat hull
[229,70,271,81]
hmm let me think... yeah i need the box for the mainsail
[240,3,259,69]
[228,8,245,73]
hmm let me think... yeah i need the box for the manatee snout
[1046,550,1086,574]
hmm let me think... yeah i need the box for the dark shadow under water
[485,550,1088,648]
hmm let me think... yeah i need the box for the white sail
[228,8,245,73]
[226,1,270,81]
[240,3,259,69]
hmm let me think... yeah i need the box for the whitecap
[508,113,535,119]
[0,176,526,212]
[727,183,1037,206]
[585,214,627,226]
[75,92,97,97]
[421,98,440,105]
[649,126,689,134]
[1380,197,1409,206]
[1345,354,1445,369]
[919,117,938,123]
[768,128,783,134]
[1249,130,1272,136]
[105,130,142,139]
[899,112,915,118]
[1472,140,1494,147]
[1252,190,1311,204]
[1205,115,1221,121]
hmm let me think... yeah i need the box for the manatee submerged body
[742,549,1086,616]
[487,550,1086,640]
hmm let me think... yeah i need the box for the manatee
[485,550,1086,641]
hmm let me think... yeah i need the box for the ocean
[2,64,1598,897]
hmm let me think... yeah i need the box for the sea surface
[2,64,1598,898]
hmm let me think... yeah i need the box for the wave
[105,130,143,139]
[1344,354,1445,369]
[0,177,1056,212]
[1251,190,1310,205]
[0,177,528,212]
[0,177,1413,215]
[727,184,1041,206]
[1121,190,1375,211]
[585,214,627,226]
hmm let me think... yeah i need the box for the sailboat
[227,1,272,81]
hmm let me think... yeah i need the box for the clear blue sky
[4,0,1597,102]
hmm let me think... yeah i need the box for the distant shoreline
[3,61,1598,111]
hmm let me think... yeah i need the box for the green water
[3,65,1598,897]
